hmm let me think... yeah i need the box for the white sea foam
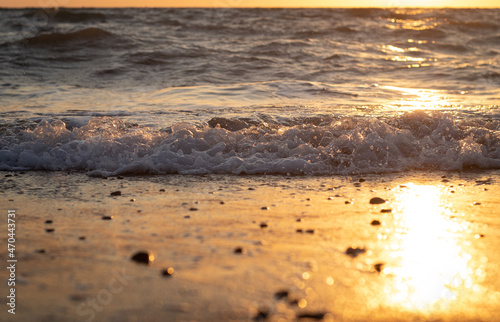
[1,111,499,176]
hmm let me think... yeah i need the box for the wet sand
[1,171,500,321]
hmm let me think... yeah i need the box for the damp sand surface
[1,171,500,321]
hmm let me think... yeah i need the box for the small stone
[159,189,165,192]
[473,202,481,206]
[274,290,289,300]
[161,267,175,277]
[131,251,153,264]
[296,312,327,320]
[353,183,361,187]
[261,206,269,210]
[234,247,245,254]
[327,197,334,200]
[248,187,255,190]
[345,201,352,204]
[380,209,392,213]
[110,191,121,196]
[345,247,366,258]
[371,220,381,226]
[189,207,198,211]
[184,215,191,219]
[79,236,86,240]
[253,308,270,321]
[369,197,386,204]
[374,263,384,272]
[359,178,366,182]
[102,216,113,220]
[45,220,53,224]
[442,179,450,183]
[296,218,303,222]
[296,229,303,233]
[305,229,315,234]
[130,198,135,202]
[35,249,46,253]
[260,222,268,228]
[220,201,225,205]
[46,228,55,233]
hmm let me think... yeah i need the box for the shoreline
[1,170,500,321]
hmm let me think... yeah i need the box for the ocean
[0,8,499,176]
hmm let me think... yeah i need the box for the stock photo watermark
[75,268,135,322]
[6,209,17,315]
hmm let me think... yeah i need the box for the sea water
[0,8,499,176]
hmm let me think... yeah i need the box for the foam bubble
[1,112,499,176]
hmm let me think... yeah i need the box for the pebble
[184,215,191,219]
[274,290,289,300]
[159,189,165,192]
[296,229,303,233]
[110,191,122,196]
[46,228,55,233]
[253,308,270,321]
[442,179,450,183]
[45,220,53,224]
[161,267,175,277]
[369,197,386,204]
[380,209,392,213]
[305,229,315,234]
[102,216,113,220]
[261,206,269,210]
[345,247,366,258]
[359,178,366,182]
[248,187,255,190]
[260,222,268,228]
[189,207,198,211]
[35,249,46,253]
[374,263,384,273]
[234,247,245,254]
[473,202,482,206]
[130,198,135,202]
[371,220,381,226]
[79,236,86,240]
[296,312,326,320]
[296,218,303,222]
[220,201,225,205]
[131,251,153,264]
[345,201,352,204]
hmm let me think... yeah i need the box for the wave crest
[1,112,499,176]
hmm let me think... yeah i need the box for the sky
[0,0,498,7]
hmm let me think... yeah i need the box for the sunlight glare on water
[383,184,475,311]
[383,86,452,111]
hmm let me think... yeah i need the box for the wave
[1,112,499,176]
[20,28,120,49]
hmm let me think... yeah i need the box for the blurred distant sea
[0,8,499,176]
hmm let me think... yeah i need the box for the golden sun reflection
[383,184,474,311]
[382,85,451,110]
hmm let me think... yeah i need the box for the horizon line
[1,6,499,8]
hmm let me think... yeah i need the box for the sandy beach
[1,170,499,321]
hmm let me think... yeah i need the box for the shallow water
[0,8,499,175]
